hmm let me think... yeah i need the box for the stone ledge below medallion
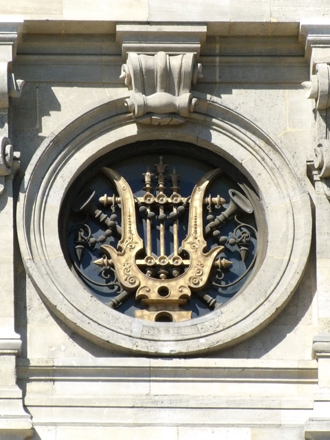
[16,357,318,378]
[17,358,317,410]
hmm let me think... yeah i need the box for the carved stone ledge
[313,335,330,358]
[300,23,330,70]
[312,336,330,391]
[305,419,330,440]
[300,23,330,110]
[0,338,22,355]
[0,427,34,440]
[117,24,205,125]
[116,24,207,59]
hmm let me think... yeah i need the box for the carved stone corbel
[300,23,330,110]
[302,63,330,110]
[120,51,202,125]
[0,22,25,109]
[313,140,330,198]
[0,23,24,194]
[300,23,330,196]
[0,65,24,108]
[117,24,206,125]
[0,136,20,195]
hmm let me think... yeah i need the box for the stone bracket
[313,139,330,198]
[116,24,206,125]
[0,23,23,192]
[116,24,207,59]
[302,63,330,110]
[0,22,25,109]
[0,64,25,108]
[300,23,330,110]
[0,136,20,195]
[300,23,330,200]
[300,23,330,71]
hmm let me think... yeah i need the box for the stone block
[35,426,177,440]
[63,0,148,21]
[1,5,327,440]
[230,0,271,22]
[0,0,62,15]
[148,0,230,22]
[251,427,304,440]
[178,427,251,440]
[287,89,313,130]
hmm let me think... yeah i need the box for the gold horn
[205,189,253,235]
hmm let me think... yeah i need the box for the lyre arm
[182,168,222,252]
[101,167,144,254]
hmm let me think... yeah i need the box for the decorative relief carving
[120,51,202,125]
[0,62,24,108]
[67,153,257,323]
[302,63,330,110]
[17,95,312,355]
[0,136,20,194]
[0,26,24,192]
[8,70,25,99]
[314,140,330,178]
[313,139,330,199]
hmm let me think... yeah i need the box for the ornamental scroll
[120,51,203,125]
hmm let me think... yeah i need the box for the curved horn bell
[205,189,253,235]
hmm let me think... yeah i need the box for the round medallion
[62,142,259,322]
[17,94,311,355]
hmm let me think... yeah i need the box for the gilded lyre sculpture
[69,155,256,322]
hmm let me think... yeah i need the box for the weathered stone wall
[0,2,329,440]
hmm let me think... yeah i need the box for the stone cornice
[116,24,207,58]
[300,23,330,111]
[16,358,317,413]
[17,357,318,380]
[300,22,330,69]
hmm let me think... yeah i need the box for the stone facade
[0,1,330,439]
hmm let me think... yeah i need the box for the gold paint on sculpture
[94,159,227,322]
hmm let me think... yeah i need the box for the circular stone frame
[17,93,312,356]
